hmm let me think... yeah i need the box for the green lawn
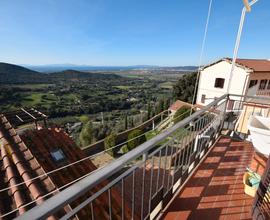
[62,93,78,101]
[113,85,133,90]
[22,92,57,107]
[159,82,173,89]
[11,83,54,89]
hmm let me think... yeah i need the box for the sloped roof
[169,100,192,112]
[0,114,60,220]
[21,128,125,219]
[234,58,270,72]
[202,58,270,72]
[0,113,126,219]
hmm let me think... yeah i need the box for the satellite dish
[243,0,251,12]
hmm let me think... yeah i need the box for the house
[168,100,193,115]
[196,58,270,109]
[0,112,126,219]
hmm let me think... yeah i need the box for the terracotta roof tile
[169,100,192,112]
[0,114,59,219]
[235,58,270,72]
[0,110,130,219]
[203,58,270,72]
[21,128,127,219]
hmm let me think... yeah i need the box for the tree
[79,115,90,124]
[79,120,93,147]
[104,133,117,157]
[157,99,164,114]
[165,98,170,110]
[147,102,152,120]
[173,72,197,103]
[173,107,194,124]
[130,117,134,128]
[127,129,146,151]
[124,114,128,130]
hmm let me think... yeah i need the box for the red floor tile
[162,136,254,220]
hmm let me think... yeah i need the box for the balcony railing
[15,94,270,220]
[256,90,270,97]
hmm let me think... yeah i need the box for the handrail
[15,94,228,220]
[229,93,270,101]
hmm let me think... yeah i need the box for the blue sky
[0,0,269,66]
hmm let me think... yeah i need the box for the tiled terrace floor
[162,136,255,220]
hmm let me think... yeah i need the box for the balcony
[162,136,254,219]
[14,94,270,220]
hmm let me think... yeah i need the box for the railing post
[221,94,229,131]
[143,152,148,162]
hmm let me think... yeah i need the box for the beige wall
[196,60,250,106]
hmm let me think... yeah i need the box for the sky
[0,0,269,66]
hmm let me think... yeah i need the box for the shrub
[127,129,146,151]
[173,107,194,124]
[104,133,117,157]
[121,145,129,154]
[79,120,93,147]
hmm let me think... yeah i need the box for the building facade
[196,58,270,109]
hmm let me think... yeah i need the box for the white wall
[196,60,249,106]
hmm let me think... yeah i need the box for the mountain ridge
[0,62,121,83]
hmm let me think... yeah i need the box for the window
[248,80,258,88]
[50,149,66,162]
[214,78,225,88]
[201,94,206,104]
[259,79,268,90]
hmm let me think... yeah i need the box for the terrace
[13,94,270,220]
[162,136,254,219]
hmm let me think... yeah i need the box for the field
[0,69,188,146]
[159,82,174,89]
[22,92,57,107]
[0,70,185,116]
[113,85,133,90]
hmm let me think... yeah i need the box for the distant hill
[0,62,46,83]
[49,69,121,80]
[0,63,121,84]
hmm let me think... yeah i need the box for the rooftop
[0,114,124,219]
[234,58,270,72]
[202,58,270,72]
[169,100,192,112]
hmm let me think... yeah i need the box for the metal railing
[15,93,270,220]
[15,94,227,220]
[224,94,270,139]
[252,155,270,220]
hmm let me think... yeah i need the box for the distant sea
[23,64,198,73]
